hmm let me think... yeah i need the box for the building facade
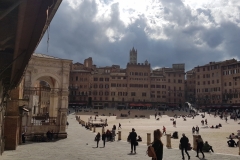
[186,59,240,107]
[69,49,185,108]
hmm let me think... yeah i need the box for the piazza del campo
[1,0,240,160]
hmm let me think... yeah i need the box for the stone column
[166,134,171,148]
[239,137,240,155]
[93,125,96,132]
[147,133,151,145]
[102,126,105,134]
[193,135,198,151]
[4,86,22,150]
[90,124,92,131]
[118,131,121,140]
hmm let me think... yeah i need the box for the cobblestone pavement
[2,113,240,160]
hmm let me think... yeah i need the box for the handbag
[135,141,138,146]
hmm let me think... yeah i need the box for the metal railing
[31,116,57,125]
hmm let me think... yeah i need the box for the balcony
[69,86,79,90]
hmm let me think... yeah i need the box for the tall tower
[129,47,137,64]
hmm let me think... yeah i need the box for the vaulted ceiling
[0,0,62,92]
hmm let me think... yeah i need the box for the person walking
[66,121,69,128]
[102,132,106,147]
[163,126,166,135]
[112,128,115,141]
[192,126,195,134]
[129,128,137,154]
[152,129,163,160]
[196,135,205,158]
[195,125,199,134]
[118,123,122,129]
[95,132,101,148]
[180,133,190,160]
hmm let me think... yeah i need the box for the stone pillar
[4,86,22,150]
[166,134,171,148]
[147,133,151,145]
[90,124,92,131]
[93,125,96,132]
[118,131,121,140]
[239,137,240,155]
[193,135,198,151]
[102,126,105,134]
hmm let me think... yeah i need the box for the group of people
[180,134,214,160]
[201,119,208,125]
[192,126,199,134]
[227,133,239,147]
[46,130,54,141]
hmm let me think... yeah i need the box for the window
[131,92,136,96]
[99,78,104,81]
[229,82,232,86]
[93,84,98,88]
[94,77,98,81]
[142,92,147,96]
[111,83,116,87]
[151,85,155,88]
[76,76,78,81]
[105,78,109,81]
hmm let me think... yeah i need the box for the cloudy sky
[36,0,240,71]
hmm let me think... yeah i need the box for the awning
[69,102,87,105]
[168,104,177,107]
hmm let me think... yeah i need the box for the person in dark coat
[102,132,106,147]
[192,126,195,134]
[195,126,199,134]
[129,128,137,154]
[227,138,237,147]
[95,132,101,148]
[180,133,190,160]
[196,135,205,158]
[22,132,26,143]
[152,129,163,160]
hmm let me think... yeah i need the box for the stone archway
[23,54,72,137]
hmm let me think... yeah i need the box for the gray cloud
[36,0,240,71]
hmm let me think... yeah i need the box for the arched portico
[23,53,72,138]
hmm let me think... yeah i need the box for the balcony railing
[31,116,57,125]
[69,86,79,90]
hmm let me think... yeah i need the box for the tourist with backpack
[95,132,101,148]
[151,129,163,160]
